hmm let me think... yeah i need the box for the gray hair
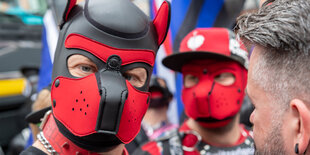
[235,0,310,110]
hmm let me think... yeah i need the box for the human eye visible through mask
[184,74,199,88]
[214,72,235,86]
[67,54,98,77]
[123,67,147,88]
[68,54,148,88]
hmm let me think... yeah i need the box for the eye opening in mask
[68,54,148,88]
[214,72,235,86]
[184,72,236,88]
[67,54,98,78]
[184,74,199,88]
[122,67,147,88]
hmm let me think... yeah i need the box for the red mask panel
[51,66,150,144]
[182,60,247,128]
[65,34,156,66]
[51,74,101,136]
[116,80,149,143]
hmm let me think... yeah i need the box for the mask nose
[95,55,128,134]
[193,77,215,117]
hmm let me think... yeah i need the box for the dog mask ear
[58,0,77,29]
[153,1,171,46]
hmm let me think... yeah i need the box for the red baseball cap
[162,28,249,72]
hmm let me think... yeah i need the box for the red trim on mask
[41,112,129,154]
[116,81,150,143]
[153,1,170,46]
[65,33,156,66]
[52,74,150,143]
[41,112,100,155]
[65,0,77,21]
[51,74,101,136]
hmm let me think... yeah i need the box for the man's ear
[291,99,310,154]
[152,0,171,46]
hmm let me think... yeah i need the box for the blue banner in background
[37,25,53,91]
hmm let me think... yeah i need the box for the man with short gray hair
[235,0,310,154]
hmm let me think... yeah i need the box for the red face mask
[51,31,158,144]
[51,71,150,143]
[182,60,247,128]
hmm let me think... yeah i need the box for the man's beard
[254,120,286,155]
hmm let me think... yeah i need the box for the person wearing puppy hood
[134,28,254,155]
[21,0,170,154]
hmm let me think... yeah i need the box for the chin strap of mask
[39,111,129,155]
[39,111,101,155]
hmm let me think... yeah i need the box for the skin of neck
[33,140,125,155]
[143,106,168,126]
[186,114,241,146]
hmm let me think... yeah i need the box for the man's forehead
[246,78,255,98]
[246,62,271,109]
[248,46,262,75]
[247,47,263,101]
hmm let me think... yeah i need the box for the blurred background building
[0,0,46,154]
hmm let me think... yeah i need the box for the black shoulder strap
[125,128,149,154]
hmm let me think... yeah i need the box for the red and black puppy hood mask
[163,28,248,128]
[50,0,170,152]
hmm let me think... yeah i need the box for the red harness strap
[40,111,128,155]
